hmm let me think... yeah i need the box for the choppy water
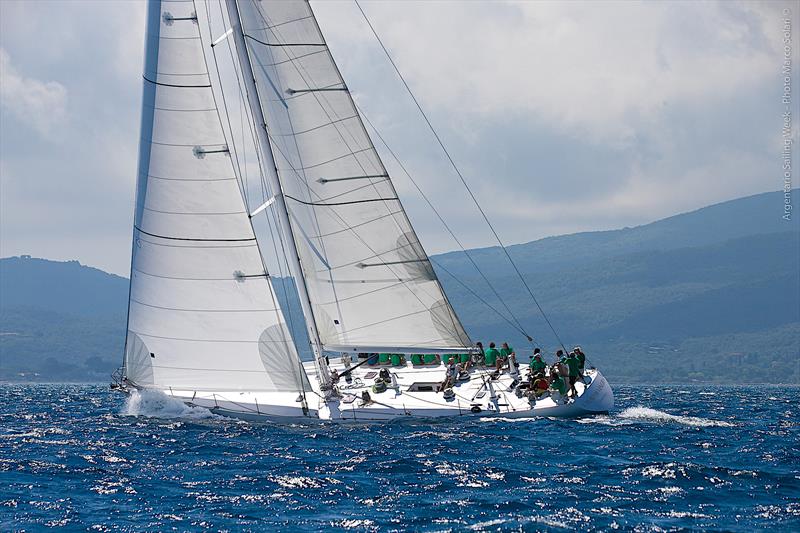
[1,384,798,531]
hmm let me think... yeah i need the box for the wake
[618,406,735,427]
[577,406,735,427]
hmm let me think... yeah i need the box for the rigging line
[357,106,531,341]
[355,0,565,350]
[240,85,249,207]
[432,259,530,340]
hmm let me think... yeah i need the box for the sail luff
[236,0,473,353]
[227,0,332,387]
[121,0,161,382]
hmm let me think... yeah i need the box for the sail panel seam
[134,225,255,242]
[143,206,247,216]
[284,194,398,207]
[143,75,211,88]
[244,33,325,47]
[130,297,275,313]
[131,330,286,343]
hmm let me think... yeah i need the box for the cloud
[0,0,795,274]
[325,1,781,146]
[310,0,796,252]
[0,0,144,275]
[0,48,67,136]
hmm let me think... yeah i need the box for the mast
[226,0,332,390]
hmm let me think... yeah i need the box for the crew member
[549,372,567,402]
[484,342,500,367]
[574,346,586,376]
[529,349,547,374]
[474,342,485,367]
[439,359,458,392]
[531,373,550,399]
[565,351,581,397]
[499,342,515,372]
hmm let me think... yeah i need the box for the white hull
[145,360,614,423]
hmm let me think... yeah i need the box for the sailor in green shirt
[484,342,500,366]
[498,342,515,372]
[565,351,581,397]
[549,373,567,400]
[529,349,547,374]
[459,352,472,372]
[574,346,586,374]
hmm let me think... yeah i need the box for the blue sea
[1,384,798,531]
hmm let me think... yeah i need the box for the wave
[121,389,219,420]
[617,406,735,427]
[479,406,735,428]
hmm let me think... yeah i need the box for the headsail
[235,0,472,353]
[123,0,309,393]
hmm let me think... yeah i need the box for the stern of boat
[574,369,614,414]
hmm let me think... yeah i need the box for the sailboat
[116,0,614,422]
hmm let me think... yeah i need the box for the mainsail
[234,0,472,353]
[123,0,309,393]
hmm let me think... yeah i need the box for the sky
[1,0,797,276]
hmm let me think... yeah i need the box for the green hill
[1,190,798,383]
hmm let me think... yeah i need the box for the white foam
[121,389,219,420]
[478,417,539,423]
[618,406,735,427]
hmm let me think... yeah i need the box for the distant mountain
[0,257,128,317]
[435,189,799,277]
[0,258,129,382]
[1,190,798,383]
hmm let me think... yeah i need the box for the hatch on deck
[407,382,442,392]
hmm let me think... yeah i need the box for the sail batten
[123,0,309,394]
[237,0,472,353]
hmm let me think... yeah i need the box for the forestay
[236,0,472,353]
[123,0,309,393]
